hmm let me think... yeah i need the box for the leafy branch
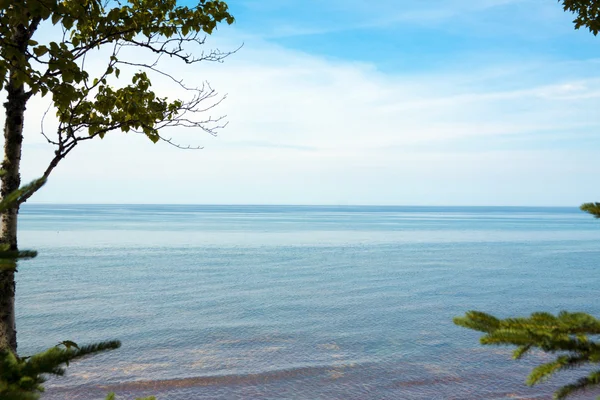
[0,171,154,399]
[454,311,600,399]
[0,0,236,206]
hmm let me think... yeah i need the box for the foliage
[454,199,600,399]
[581,203,600,218]
[456,3,600,398]
[455,202,600,399]
[0,173,45,271]
[0,340,123,400]
[561,0,600,35]
[454,311,600,399]
[1,1,235,395]
[1,0,235,205]
[0,173,45,218]
[0,174,153,399]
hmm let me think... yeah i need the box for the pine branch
[0,176,46,209]
[554,370,600,400]
[581,203,600,218]
[0,340,121,399]
[0,171,45,269]
[455,311,600,398]
[23,340,121,377]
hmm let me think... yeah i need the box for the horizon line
[21,203,583,208]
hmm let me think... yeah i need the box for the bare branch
[116,58,204,92]
[40,104,59,146]
[25,8,238,202]
[120,33,241,65]
[157,136,204,150]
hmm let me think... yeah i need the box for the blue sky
[11,0,600,205]
[228,0,597,67]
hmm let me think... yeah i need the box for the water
[15,205,600,399]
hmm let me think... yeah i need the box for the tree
[0,339,125,400]
[0,0,234,353]
[0,173,151,399]
[454,297,600,399]
[561,0,600,35]
[455,3,600,398]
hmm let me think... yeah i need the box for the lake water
[15,205,600,399]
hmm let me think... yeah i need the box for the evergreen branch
[0,340,121,399]
[581,202,600,218]
[0,171,44,269]
[455,310,600,398]
[527,355,591,386]
[64,340,121,362]
[453,311,501,333]
[513,344,532,359]
[0,177,46,209]
[0,251,38,272]
[22,340,121,378]
[554,370,600,400]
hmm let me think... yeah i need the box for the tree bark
[0,78,26,353]
[0,24,30,354]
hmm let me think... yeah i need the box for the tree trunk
[0,23,30,354]
[0,76,26,353]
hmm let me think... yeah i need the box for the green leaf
[33,46,49,57]
[63,17,74,30]
[51,13,61,25]
[147,132,160,143]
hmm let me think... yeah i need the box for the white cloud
[3,26,600,205]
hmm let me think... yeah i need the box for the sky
[7,0,600,205]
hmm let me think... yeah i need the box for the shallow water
[15,205,600,399]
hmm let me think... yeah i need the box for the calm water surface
[16,205,600,399]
